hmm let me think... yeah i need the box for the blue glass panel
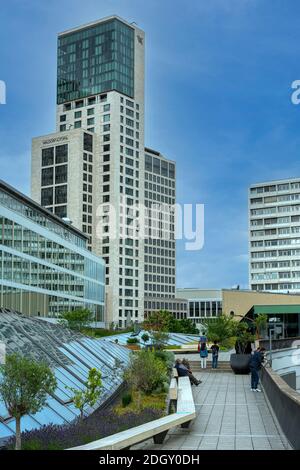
[30,404,66,426]
[55,367,85,390]
[0,422,14,438]
[47,399,77,422]
[0,399,9,419]
[68,342,107,370]
[58,347,89,378]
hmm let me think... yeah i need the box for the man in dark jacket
[249,347,265,392]
[175,359,201,386]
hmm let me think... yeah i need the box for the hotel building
[31,16,177,327]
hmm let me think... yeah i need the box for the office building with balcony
[249,178,300,293]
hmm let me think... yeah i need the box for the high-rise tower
[31,15,177,328]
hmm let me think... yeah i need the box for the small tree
[204,314,236,343]
[59,308,93,331]
[67,368,102,420]
[234,322,255,354]
[143,310,171,350]
[0,353,56,450]
[254,314,268,339]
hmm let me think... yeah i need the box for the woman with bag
[198,341,208,369]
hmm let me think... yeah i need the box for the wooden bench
[68,376,196,450]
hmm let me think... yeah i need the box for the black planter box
[230,353,251,374]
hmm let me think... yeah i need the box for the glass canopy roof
[0,308,130,443]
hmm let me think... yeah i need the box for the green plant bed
[115,390,167,416]
[83,327,133,338]
[6,404,164,450]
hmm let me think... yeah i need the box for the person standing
[211,340,219,369]
[199,342,208,369]
[249,347,265,392]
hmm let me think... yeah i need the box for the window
[42,147,54,167]
[169,163,175,178]
[153,157,160,174]
[74,111,82,119]
[87,117,94,126]
[41,187,53,206]
[103,104,110,112]
[55,164,68,184]
[55,144,68,164]
[84,133,93,152]
[87,108,94,115]
[55,205,67,218]
[88,96,96,105]
[74,120,81,128]
[126,108,134,117]
[103,114,110,122]
[60,115,66,122]
[60,124,66,132]
[41,167,53,186]
[103,124,110,132]
[55,185,67,204]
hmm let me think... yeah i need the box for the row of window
[250,182,300,194]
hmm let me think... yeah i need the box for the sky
[1,0,300,290]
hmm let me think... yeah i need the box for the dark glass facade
[57,18,134,104]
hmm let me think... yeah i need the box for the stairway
[189,360,232,373]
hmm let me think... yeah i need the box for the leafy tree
[144,310,172,331]
[254,314,268,339]
[204,315,236,343]
[0,353,56,450]
[58,308,93,331]
[179,318,199,334]
[143,310,171,350]
[67,368,102,420]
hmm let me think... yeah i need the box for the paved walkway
[133,372,291,450]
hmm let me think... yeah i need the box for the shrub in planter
[154,350,175,373]
[230,322,255,375]
[124,350,168,395]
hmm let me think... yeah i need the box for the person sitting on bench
[175,359,201,386]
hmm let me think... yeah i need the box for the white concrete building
[249,178,300,293]
[144,148,176,301]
